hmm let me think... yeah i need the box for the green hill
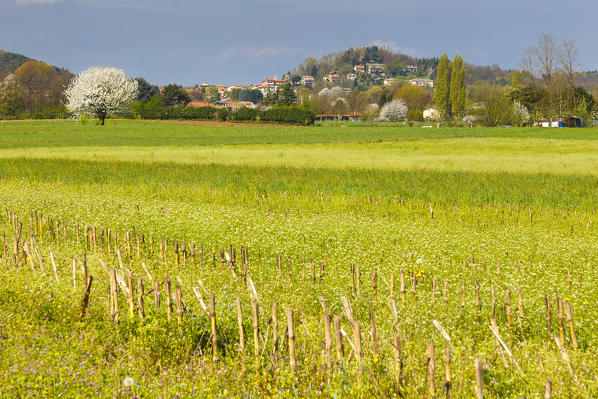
[0,49,34,77]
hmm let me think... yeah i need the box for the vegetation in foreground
[0,121,597,398]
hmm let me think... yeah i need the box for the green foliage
[450,55,466,119]
[161,84,190,106]
[134,77,160,103]
[238,89,263,104]
[407,109,423,121]
[434,54,451,119]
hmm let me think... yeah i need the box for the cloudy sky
[1,0,595,85]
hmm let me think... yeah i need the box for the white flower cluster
[65,66,138,123]
[378,99,407,122]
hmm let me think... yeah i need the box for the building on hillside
[423,107,441,121]
[366,63,385,76]
[300,75,315,87]
[226,85,244,92]
[405,65,418,73]
[354,65,365,73]
[323,71,341,83]
[347,73,357,81]
[257,78,287,95]
[409,78,434,88]
[383,78,395,86]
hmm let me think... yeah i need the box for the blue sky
[1,0,595,86]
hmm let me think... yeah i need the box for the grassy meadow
[0,120,597,397]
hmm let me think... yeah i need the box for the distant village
[158,60,437,121]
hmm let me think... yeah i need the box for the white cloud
[217,45,304,62]
[15,0,64,4]
[369,40,416,56]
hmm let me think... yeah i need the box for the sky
[1,0,595,86]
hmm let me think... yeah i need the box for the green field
[0,120,597,397]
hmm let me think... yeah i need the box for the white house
[323,72,341,83]
[423,108,441,121]
[409,78,434,88]
[300,75,315,87]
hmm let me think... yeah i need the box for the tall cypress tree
[450,55,466,119]
[434,54,451,120]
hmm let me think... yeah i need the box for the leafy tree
[229,89,241,101]
[450,55,466,119]
[278,83,297,106]
[65,66,138,125]
[204,87,220,104]
[238,89,263,104]
[434,54,451,119]
[471,83,515,126]
[511,70,522,87]
[407,109,424,121]
[0,74,24,116]
[14,60,60,113]
[134,77,160,103]
[189,90,203,102]
[394,84,431,112]
[161,84,190,106]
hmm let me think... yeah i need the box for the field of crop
[0,120,597,398]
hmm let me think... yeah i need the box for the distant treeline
[130,103,315,125]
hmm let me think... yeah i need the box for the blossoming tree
[65,66,138,125]
[379,99,407,122]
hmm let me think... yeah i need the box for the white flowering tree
[379,99,407,121]
[0,74,24,117]
[65,66,138,125]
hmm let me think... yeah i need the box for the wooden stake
[49,249,59,281]
[426,341,436,397]
[109,268,118,322]
[252,300,259,357]
[557,296,565,342]
[544,380,552,399]
[490,287,496,318]
[400,269,406,303]
[287,308,297,373]
[334,315,344,364]
[355,264,361,296]
[79,275,93,321]
[270,302,278,358]
[354,321,362,376]
[209,293,218,361]
[393,334,403,391]
[236,298,245,353]
[474,359,484,399]
[126,272,135,318]
[564,300,578,349]
[137,277,145,320]
[370,303,378,359]
[506,288,512,329]
[444,345,451,399]
[164,278,172,320]
[323,308,332,371]
[544,294,552,336]
[175,285,183,324]
[517,287,525,319]
[372,270,378,300]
